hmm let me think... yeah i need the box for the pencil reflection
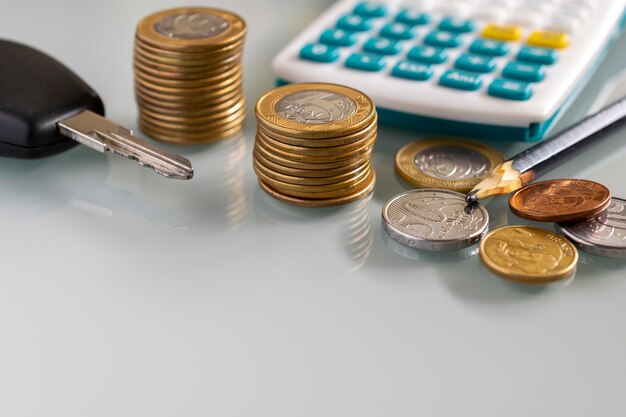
[254,192,373,273]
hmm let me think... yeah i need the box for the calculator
[273,0,626,141]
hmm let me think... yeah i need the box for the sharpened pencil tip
[465,190,479,204]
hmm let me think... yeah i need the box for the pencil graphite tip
[465,190,479,204]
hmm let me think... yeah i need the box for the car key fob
[0,39,104,158]
[0,39,192,179]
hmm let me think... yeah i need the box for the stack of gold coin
[253,83,377,208]
[134,7,246,144]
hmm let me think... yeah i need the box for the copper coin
[509,179,611,222]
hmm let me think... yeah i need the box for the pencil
[465,96,626,204]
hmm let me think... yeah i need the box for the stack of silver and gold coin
[134,7,246,144]
[253,83,377,208]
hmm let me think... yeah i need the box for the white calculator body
[273,0,626,141]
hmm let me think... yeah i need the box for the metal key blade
[57,110,193,180]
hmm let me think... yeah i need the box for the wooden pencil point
[467,161,524,201]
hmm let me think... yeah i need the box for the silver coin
[155,12,229,39]
[382,189,490,251]
[414,145,491,181]
[556,197,626,259]
[274,90,357,124]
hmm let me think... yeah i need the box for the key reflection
[254,191,373,273]
[139,134,249,231]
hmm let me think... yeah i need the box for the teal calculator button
[380,22,417,40]
[392,61,432,81]
[396,9,431,26]
[469,38,509,56]
[517,46,558,65]
[439,69,483,91]
[488,78,533,100]
[363,38,403,55]
[454,53,496,73]
[424,30,463,48]
[320,29,359,47]
[337,15,373,32]
[407,45,448,64]
[299,43,340,63]
[345,52,386,71]
[354,2,388,17]
[502,61,545,82]
[438,17,475,33]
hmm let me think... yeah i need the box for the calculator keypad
[296,0,593,102]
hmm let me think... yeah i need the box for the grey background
[1,1,625,416]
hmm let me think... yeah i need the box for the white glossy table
[1,1,625,416]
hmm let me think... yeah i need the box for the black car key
[0,39,193,179]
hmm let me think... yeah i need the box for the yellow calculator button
[528,30,570,49]
[482,23,523,41]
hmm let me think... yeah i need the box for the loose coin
[556,197,626,259]
[382,189,490,251]
[509,179,611,222]
[480,226,578,284]
[256,83,376,139]
[395,138,505,193]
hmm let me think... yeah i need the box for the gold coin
[139,98,245,123]
[480,226,578,284]
[254,166,373,198]
[136,7,246,52]
[253,147,370,177]
[258,127,376,157]
[258,170,376,208]
[136,93,244,116]
[139,102,245,127]
[134,36,244,61]
[395,138,505,193]
[253,156,371,186]
[255,83,376,139]
[133,45,244,71]
[135,88,242,110]
[134,79,242,103]
[135,72,242,96]
[254,141,371,171]
[255,133,374,164]
[257,113,378,148]
[134,64,242,88]
[139,119,244,144]
[139,107,246,132]
[133,58,242,80]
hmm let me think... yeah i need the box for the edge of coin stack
[253,83,377,208]
[134,7,247,144]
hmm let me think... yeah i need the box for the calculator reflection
[254,192,373,273]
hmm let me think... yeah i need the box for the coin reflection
[254,191,373,273]
[139,134,248,230]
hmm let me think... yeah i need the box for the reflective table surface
[1,1,625,416]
